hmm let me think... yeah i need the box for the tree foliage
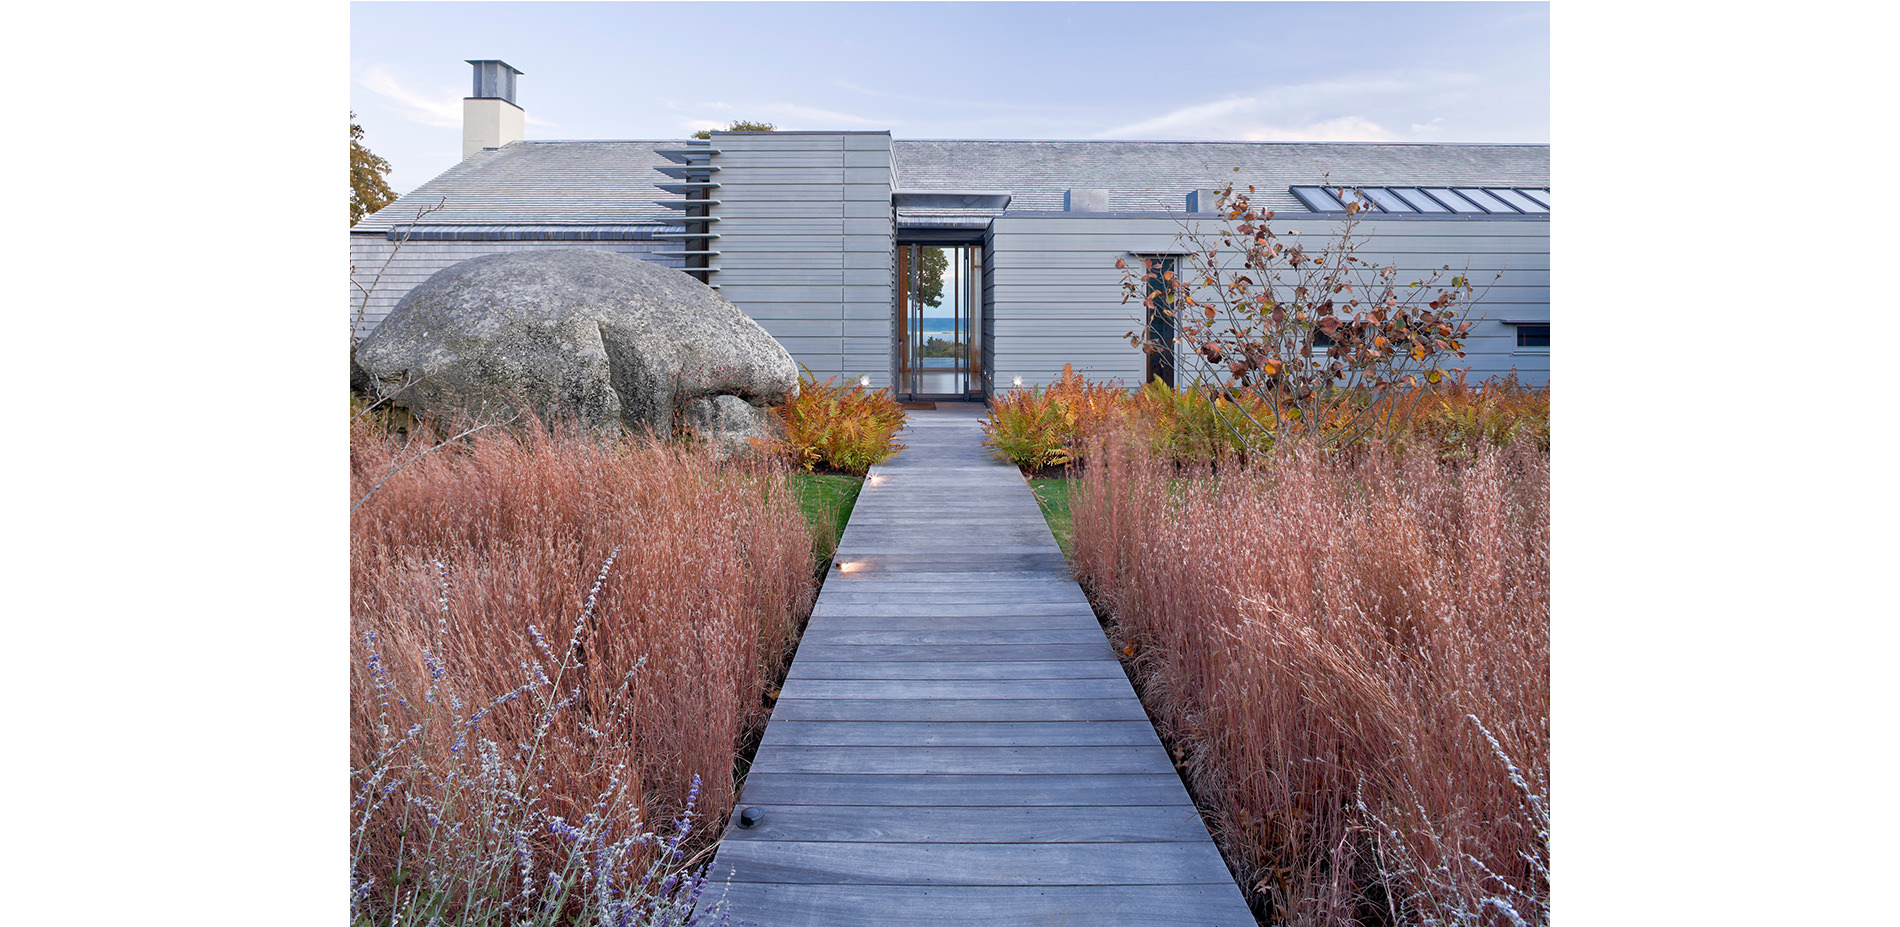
[350,114,396,226]
[691,120,778,140]
[1120,182,1488,449]
[912,247,948,309]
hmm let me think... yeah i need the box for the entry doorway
[896,244,982,399]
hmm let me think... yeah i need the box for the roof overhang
[891,190,1012,210]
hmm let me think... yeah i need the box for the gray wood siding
[984,214,1549,392]
[347,236,677,342]
[711,132,894,384]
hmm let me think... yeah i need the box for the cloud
[1092,70,1484,142]
[760,102,883,127]
[356,65,557,129]
[1239,117,1398,142]
[1094,97,1263,138]
[356,66,461,128]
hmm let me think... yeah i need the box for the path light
[738,806,764,828]
[1013,375,1023,388]
[860,375,871,388]
[838,561,861,573]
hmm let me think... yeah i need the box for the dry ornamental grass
[350,416,814,924]
[1072,433,1549,926]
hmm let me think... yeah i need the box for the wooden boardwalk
[708,403,1255,926]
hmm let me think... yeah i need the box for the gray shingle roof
[352,141,682,231]
[353,137,1550,230]
[891,139,1549,215]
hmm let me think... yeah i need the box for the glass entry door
[896,244,981,398]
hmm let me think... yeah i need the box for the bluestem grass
[1071,432,1548,926]
[352,418,813,924]
[350,554,729,926]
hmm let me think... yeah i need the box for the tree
[1120,182,1488,449]
[910,247,947,309]
[351,114,396,226]
[691,120,778,140]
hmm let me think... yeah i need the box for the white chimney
[462,60,524,159]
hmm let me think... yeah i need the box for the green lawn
[1026,476,1074,559]
[791,472,863,571]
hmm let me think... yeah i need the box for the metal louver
[652,141,720,285]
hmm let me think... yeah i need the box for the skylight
[1290,185,1551,215]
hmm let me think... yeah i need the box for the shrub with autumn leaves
[1121,183,1489,450]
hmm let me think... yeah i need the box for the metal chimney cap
[466,60,524,106]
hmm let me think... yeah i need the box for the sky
[352,1,1549,195]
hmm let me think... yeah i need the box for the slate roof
[891,139,1549,215]
[352,141,681,231]
[354,137,1550,230]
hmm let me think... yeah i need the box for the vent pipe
[1187,189,1223,213]
[1063,189,1109,212]
[463,59,525,159]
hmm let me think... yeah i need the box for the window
[1515,323,1550,349]
[1141,257,1180,388]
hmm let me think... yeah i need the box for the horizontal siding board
[715,268,846,285]
[711,152,845,169]
[715,184,847,201]
[717,285,847,304]
[715,202,845,218]
[844,200,894,218]
[716,137,844,153]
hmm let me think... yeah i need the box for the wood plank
[703,882,1256,927]
[797,614,1103,632]
[827,572,1078,585]
[778,678,1135,700]
[716,803,1210,843]
[711,839,1235,886]
[787,643,1113,662]
[786,660,1126,680]
[759,720,1161,748]
[735,772,1191,807]
[813,601,1098,618]
[815,590,1092,607]
[769,698,1150,722]
[748,745,1176,775]
[796,629,1108,648]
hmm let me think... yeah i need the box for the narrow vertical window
[1143,257,1178,389]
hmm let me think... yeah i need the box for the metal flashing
[891,190,1012,210]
